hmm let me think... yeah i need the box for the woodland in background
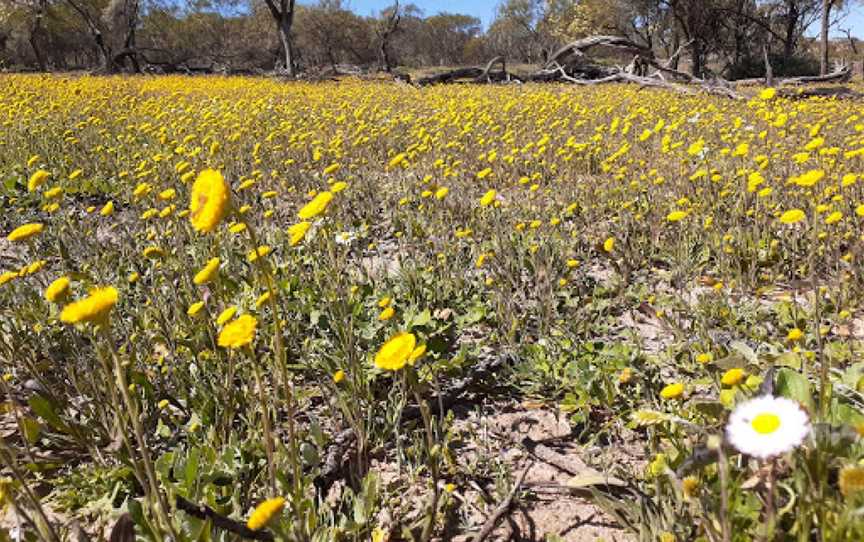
[0,0,861,79]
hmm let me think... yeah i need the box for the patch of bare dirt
[444,404,639,541]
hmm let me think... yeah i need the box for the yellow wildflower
[193,258,220,285]
[27,170,50,192]
[288,221,311,246]
[212,304,237,324]
[298,191,333,220]
[603,237,615,253]
[247,245,271,262]
[7,223,44,242]
[60,287,119,325]
[187,301,205,317]
[218,314,257,349]
[246,497,285,531]
[660,382,684,400]
[189,169,231,233]
[374,332,416,371]
[779,209,805,224]
[666,210,688,222]
[721,368,746,387]
[44,276,71,303]
[480,189,497,206]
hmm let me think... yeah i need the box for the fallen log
[415,67,485,85]
[415,59,522,86]
[778,65,852,85]
[732,65,852,86]
[777,86,861,100]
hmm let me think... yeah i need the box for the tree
[261,0,296,74]
[294,1,374,71]
[819,0,857,74]
[488,0,555,63]
[420,13,481,65]
[820,0,830,73]
[376,0,400,72]
[62,0,142,72]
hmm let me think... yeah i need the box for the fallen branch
[470,462,533,542]
[544,35,652,71]
[663,39,694,69]
[413,35,743,99]
[473,56,508,83]
[176,495,274,541]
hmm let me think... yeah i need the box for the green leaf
[713,353,748,370]
[20,417,41,444]
[728,341,757,364]
[27,396,67,433]
[772,352,801,370]
[185,447,200,494]
[412,308,431,327]
[629,410,671,427]
[458,305,485,326]
[567,469,627,489]
[830,402,864,426]
[775,368,814,412]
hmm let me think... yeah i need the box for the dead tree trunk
[669,31,681,70]
[377,1,400,73]
[264,0,297,75]
[763,43,773,87]
[840,28,858,55]
[819,0,831,75]
[28,0,48,72]
[122,0,141,73]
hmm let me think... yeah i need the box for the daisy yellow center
[751,413,781,434]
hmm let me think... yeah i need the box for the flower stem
[101,326,176,539]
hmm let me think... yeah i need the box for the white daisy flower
[335,231,356,245]
[725,395,810,459]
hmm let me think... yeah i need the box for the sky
[303,0,864,37]
[302,0,498,27]
[833,8,864,38]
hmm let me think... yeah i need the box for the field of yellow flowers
[2,74,864,541]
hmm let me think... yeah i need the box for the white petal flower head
[726,395,810,459]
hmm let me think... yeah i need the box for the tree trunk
[763,43,774,86]
[690,38,704,78]
[29,28,46,72]
[95,31,115,73]
[278,16,295,75]
[379,38,392,72]
[670,31,680,70]
[123,0,141,73]
[29,0,48,71]
[782,1,799,64]
[820,0,830,75]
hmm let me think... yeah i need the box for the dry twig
[471,462,534,542]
